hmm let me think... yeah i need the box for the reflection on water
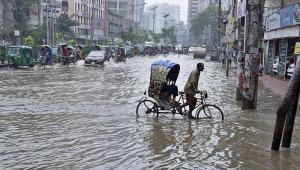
[0,54,300,169]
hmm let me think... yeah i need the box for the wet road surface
[0,54,300,169]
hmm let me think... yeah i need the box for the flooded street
[0,54,300,169]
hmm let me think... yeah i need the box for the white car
[287,63,295,77]
[85,51,106,66]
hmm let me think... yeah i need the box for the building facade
[145,3,180,34]
[263,0,300,78]
[187,0,217,44]
[61,0,105,42]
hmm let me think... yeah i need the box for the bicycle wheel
[136,99,159,116]
[196,104,224,120]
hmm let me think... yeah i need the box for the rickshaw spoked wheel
[136,99,159,117]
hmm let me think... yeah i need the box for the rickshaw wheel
[196,104,224,121]
[136,99,159,117]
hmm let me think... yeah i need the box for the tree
[190,5,218,49]
[12,0,39,37]
[67,39,76,47]
[161,27,177,45]
[152,33,161,44]
[28,24,46,45]
[55,14,78,38]
[121,28,150,45]
[0,25,8,41]
[24,36,33,46]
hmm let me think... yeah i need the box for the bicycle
[136,90,224,120]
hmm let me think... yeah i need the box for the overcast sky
[145,0,188,24]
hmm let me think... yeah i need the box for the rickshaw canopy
[67,46,75,51]
[41,45,52,49]
[148,60,180,99]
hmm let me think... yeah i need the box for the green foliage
[103,39,110,45]
[67,39,76,46]
[190,5,218,48]
[191,5,218,36]
[55,14,78,38]
[121,28,150,45]
[152,33,161,44]
[161,27,177,45]
[55,32,63,44]
[0,25,7,40]
[28,24,46,45]
[12,0,39,37]
[24,36,33,46]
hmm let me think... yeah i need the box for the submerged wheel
[136,99,159,117]
[196,104,224,120]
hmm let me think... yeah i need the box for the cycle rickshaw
[136,60,224,120]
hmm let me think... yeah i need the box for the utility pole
[150,6,158,34]
[163,14,169,46]
[241,0,265,109]
[91,0,95,43]
[104,0,109,39]
[218,0,221,60]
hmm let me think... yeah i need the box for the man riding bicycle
[178,63,204,119]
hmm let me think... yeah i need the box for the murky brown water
[0,54,300,169]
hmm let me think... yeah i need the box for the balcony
[75,10,88,17]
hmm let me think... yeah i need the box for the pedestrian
[178,63,204,119]
[259,64,264,76]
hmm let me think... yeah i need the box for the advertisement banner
[237,0,247,18]
[294,42,300,54]
[267,41,273,74]
[278,39,287,78]
[294,3,300,24]
[243,54,260,101]
[280,6,294,28]
[265,11,280,31]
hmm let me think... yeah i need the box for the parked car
[287,63,295,77]
[273,57,279,73]
[85,51,106,66]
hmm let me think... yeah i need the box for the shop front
[264,3,300,79]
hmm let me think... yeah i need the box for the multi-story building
[137,0,145,30]
[0,1,16,42]
[108,11,126,41]
[188,0,217,44]
[145,3,180,33]
[61,0,106,42]
[263,0,300,78]
[108,0,134,30]
[176,21,188,45]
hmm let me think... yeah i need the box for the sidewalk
[259,75,300,106]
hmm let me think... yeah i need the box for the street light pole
[218,0,221,60]
[163,14,169,46]
[150,6,158,34]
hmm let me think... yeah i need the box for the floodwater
[0,54,300,169]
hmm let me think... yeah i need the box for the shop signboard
[293,3,300,24]
[294,42,300,55]
[280,6,294,28]
[237,0,246,18]
[266,11,280,31]
[278,39,287,78]
[267,42,273,74]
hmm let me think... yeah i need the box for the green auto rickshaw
[0,45,7,64]
[7,46,34,67]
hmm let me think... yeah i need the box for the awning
[264,25,300,40]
